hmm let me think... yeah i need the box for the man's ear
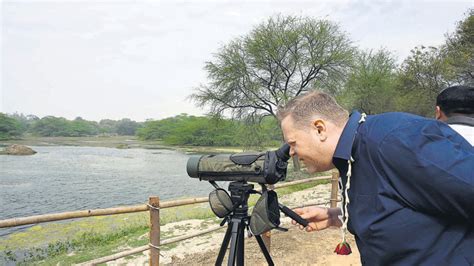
[313,119,327,141]
[435,106,442,120]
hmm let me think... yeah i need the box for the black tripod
[215,181,274,266]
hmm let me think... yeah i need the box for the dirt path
[169,220,361,266]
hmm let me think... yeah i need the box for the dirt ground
[167,222,361,266]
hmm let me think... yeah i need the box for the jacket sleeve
[378,121,474,223]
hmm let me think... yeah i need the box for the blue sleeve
[378,121,474,222]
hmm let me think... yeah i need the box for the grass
[0,213,150,265]
[32,225,149,265]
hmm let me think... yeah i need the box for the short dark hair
[436,85,474,116]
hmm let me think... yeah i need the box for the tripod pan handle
[279,204,309,227]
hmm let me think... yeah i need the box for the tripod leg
[227,220,240,266]
[216,223,233,266]
[255,235,275,266]
[236,220,245,266]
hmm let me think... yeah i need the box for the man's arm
[379,122,474,222]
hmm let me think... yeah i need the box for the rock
[116,143,130,149]
[2,144,37,155]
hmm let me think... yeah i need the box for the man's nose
[289,147,295,157]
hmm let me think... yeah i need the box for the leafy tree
[69,117,100,136]
[138,114,232,146]
[190,15,355,119]
[397,46,452,116]
[137,114,186,141]
[30,116,71,137]
[6,113,38,134]
[337,49,399,114]
[0,113,23,140]
[116,118,141,136]
[444,9,474,85]
[30,116,99,137]
[395,9,473,116]
[163,116,222,146]
[236,116,282,149]
[137,114,281,147]
[98,119,118,134]
[203,117,241,146]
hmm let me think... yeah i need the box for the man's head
[435,85,474,121]
[277,91,349,173]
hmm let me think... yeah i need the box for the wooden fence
[0,172,339,265]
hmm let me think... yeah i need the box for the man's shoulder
[360,112,429,142]
[367,112,425,126]
[362,112,471,148]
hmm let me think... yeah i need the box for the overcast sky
[1,0,472,121]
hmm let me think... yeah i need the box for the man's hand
[291,206,342,232]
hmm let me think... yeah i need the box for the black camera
[186,144,290,184]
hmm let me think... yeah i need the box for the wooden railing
[0,173,340,265]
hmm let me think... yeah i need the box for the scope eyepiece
[275,143,291,162]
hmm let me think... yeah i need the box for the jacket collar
[332,111,362,175]
[446,115,474,127]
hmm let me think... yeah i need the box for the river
[0,146,215,236]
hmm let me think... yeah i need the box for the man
[436,85,474,145]
[278,91,473,265]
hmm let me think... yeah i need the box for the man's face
[280,115,337,173]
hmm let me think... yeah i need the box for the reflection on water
[0,146,214,236]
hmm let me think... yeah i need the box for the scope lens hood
[186,155,202,178]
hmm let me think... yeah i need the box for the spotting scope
[186,144,290,184]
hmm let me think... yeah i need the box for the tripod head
[228,182,255,208]
[209,181,308,230]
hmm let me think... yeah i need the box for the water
[0,146,215,236]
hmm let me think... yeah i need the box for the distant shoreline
[0,136,251,154]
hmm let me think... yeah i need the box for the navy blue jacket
[333,112,474,265]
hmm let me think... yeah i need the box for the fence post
[330,170,339,208]
[149,196,160,266]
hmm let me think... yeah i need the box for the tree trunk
[293,155,301,172]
